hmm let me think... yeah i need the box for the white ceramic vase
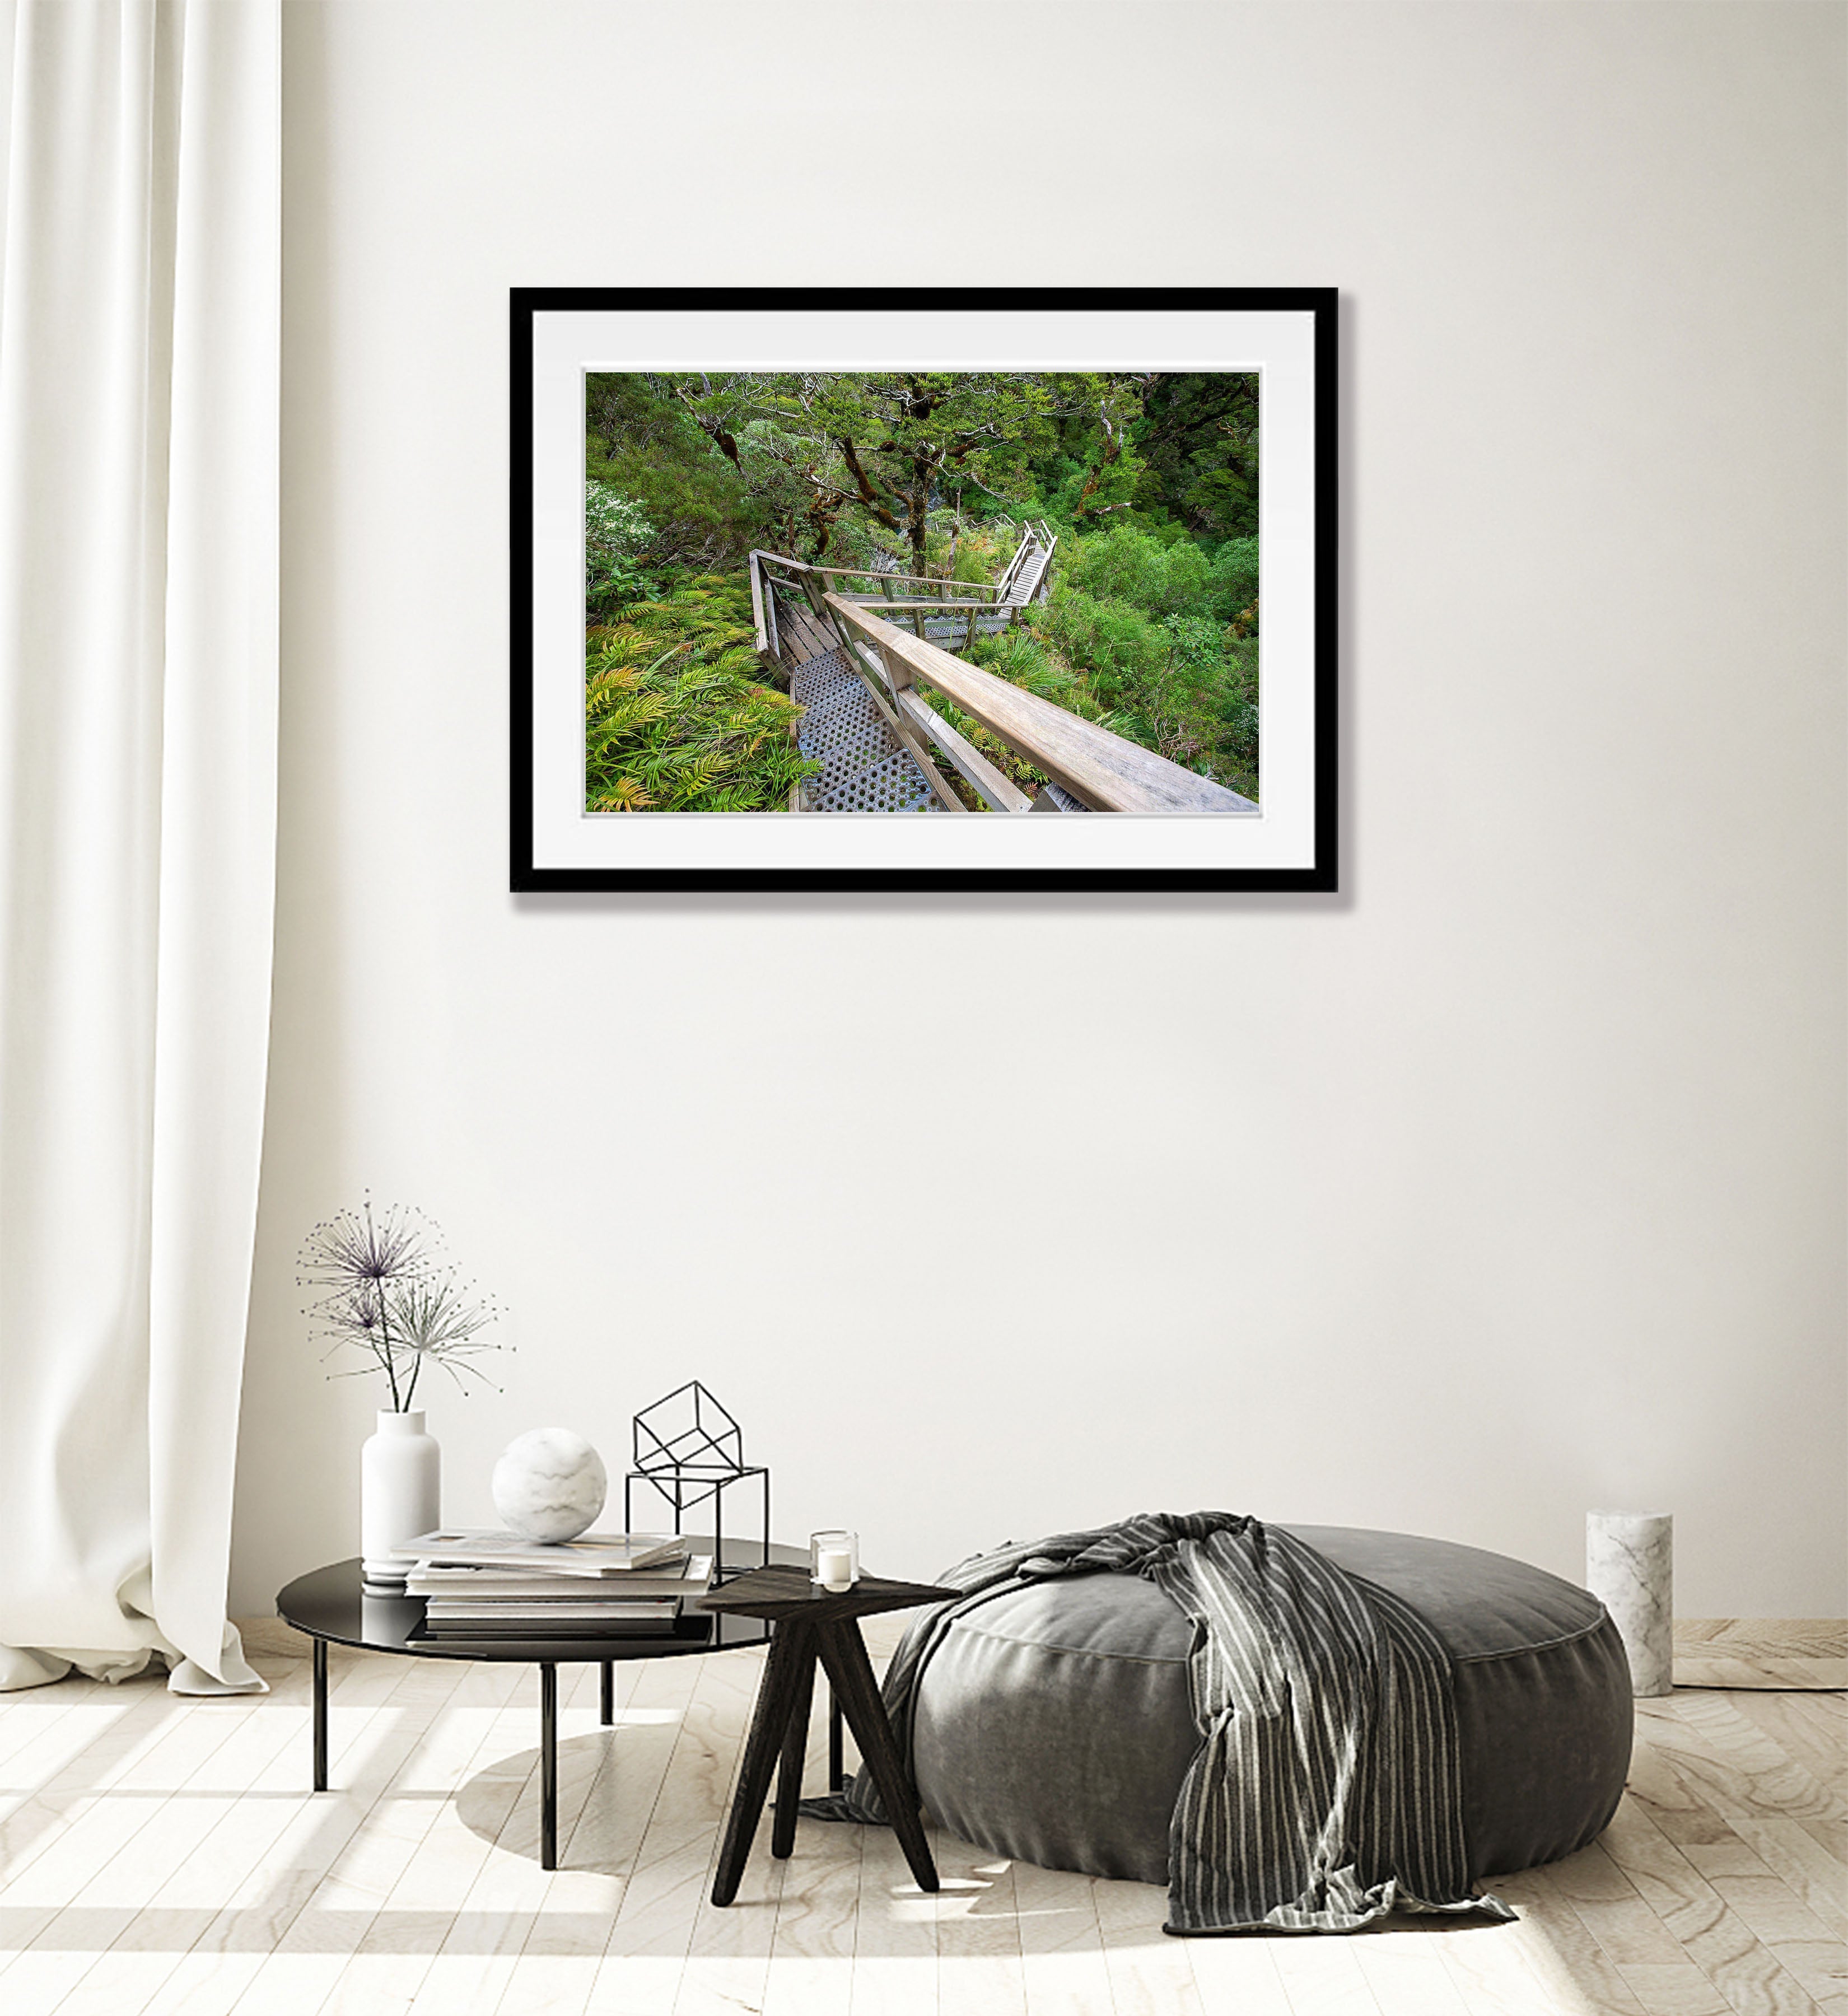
[361,1409,441,1588]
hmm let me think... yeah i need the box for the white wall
[230,1,1847,1620]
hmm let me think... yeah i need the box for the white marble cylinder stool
[1586,1510,1673,1697]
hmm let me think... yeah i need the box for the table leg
[829,1686,844,1791]
[312,1639,328,1793]
[771,1632,816,1860]
[600,1661,614,1728]
[540,1663,558,1872]
[815,1624,938,1894]
[711,1620,812,1907]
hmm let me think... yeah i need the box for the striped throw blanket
[804,1510,1514,1935]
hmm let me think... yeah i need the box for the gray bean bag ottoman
[911,1524,1632,1884]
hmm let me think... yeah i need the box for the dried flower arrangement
[297,1198,507,1411]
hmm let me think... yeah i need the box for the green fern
[585,578,816,813]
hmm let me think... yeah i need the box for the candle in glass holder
[810,1529,858,1592]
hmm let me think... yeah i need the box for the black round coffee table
[278,1539,809,1869]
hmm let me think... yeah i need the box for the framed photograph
[511,288,1336,892]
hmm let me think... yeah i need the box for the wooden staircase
[901,522,1055,647]
[767,593,953,813]
[747,525,1257,818]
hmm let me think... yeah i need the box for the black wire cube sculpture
[624,1381,768,1584]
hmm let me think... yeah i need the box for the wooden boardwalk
[905,524,1054,646]
[750,528,1257,816]
[0,1617,1836,2014]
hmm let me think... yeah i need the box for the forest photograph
[582,369,1261,816]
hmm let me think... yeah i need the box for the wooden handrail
[810,564,999,591]
[824,596,1257,816]
[758,546,1044,598]
[746,549,782,657]
[838,597,1001,613]
[746,548,768,645]
[895,690,1032,814]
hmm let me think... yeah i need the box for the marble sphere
[492,1429,608,1543]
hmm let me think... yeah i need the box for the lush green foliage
[584,579,813,813]
[585,377,767,580]
[964,520,1262,794]
[582,370,1263,806]
[1130,373,1259,540]
[962,577,1258,801]
[585,481,660,613]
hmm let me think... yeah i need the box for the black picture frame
[511,287,1337,893]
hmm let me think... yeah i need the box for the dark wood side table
[697,1566,958,1907]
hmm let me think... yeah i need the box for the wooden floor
[0,1618,1837,2015]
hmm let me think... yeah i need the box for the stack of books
[402,1529,714,1640]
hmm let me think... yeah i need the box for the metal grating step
[918,615,1013,641]
[800,690,903,802]
[814,749,940,814]
[791,645,864,711]
[791,646,942,814]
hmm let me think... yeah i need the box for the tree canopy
[586,368,1258,573]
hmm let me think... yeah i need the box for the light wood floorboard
[0,1617,1833,2014]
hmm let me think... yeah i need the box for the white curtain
[0,0,279,1693]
